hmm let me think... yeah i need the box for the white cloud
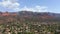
[0,0,49,12]
[20,6,35,11]
[20,6,48,12]
[0,0,20,11]
[35,6,48,12]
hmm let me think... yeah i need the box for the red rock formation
[2,12,10,16]
[0,12,17,16]
[11,13,17,16]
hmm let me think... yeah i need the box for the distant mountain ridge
[0,11,60,24]
[18,11,60,17]
[0,11,60,18]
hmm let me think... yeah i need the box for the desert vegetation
[0,11,60,34]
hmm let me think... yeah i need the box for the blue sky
[0,0,60,13]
